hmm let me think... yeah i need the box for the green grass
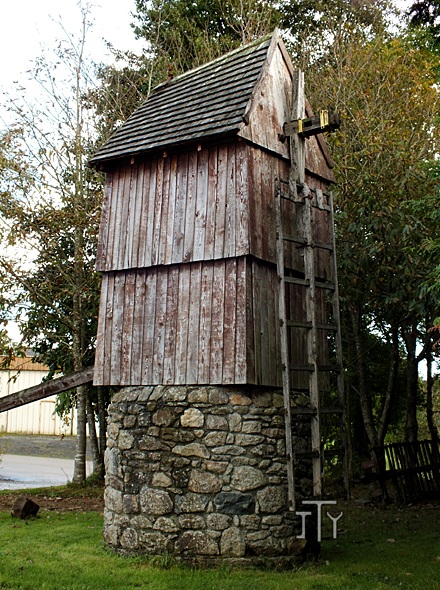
[0,500,439,589]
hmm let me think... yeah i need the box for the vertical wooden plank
[222,258,237,383]
[130,162,145,269]
[247,150,256,258]
[289,69,305,193]
[252,259,262,385]
[259,263,270,384]
[172,152,189,263]
[183,150,198,263]
[124,164,139,269]
[142,269,158,384]
[121,270,136,383]
[260,151,275,263]
[117,166,132,269]
[273,267,282,386]
[210,260,225,383]
[163,266,179,384]
[224,143,236,258]
[194,148,208,261]
[235,142,249,256]
[158,155,171,265]
[111,272,126,385]
[96,174,113,272]
[175,265,190,384]
[94,273,109,384]
[106,167,121,271]
[204,146,218,260]
[131,269,147,384]
[213,144,228,259]
[152,269,168,383]
[144,158,158,267]
[198,262,213,383]
[234,256,247,384]
[152,157,164,266]
[137,160,151,268]
[102,272,115,386]
[165,156,178,264]
[267,266,279,386]
[186,262,201,384]
[250,148,263,259]
[245,258,256,384]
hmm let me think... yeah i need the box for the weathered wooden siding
[239,41,292,160]
[94,257,281,387]
[96,142,251,272]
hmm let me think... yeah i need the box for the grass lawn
[0,494,439,589]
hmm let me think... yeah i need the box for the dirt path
[0,491,104,514]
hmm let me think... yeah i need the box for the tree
[0,6,107,481]
[301,22,440,447]
[131,0,280,76]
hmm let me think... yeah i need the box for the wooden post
[289,70,305,197]
[0,366,94,414]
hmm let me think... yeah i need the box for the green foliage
[302,22,440,444]
[132,0,280,75]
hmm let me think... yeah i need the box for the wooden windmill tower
[89,30,347,561]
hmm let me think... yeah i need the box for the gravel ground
[0,434,91,460]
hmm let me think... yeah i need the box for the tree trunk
[72,384,87,483]
[97,386,107,459]
[350,304,378,449]
[86,393,104,478]
[402,324,419,443]
[426,342,439,443]
[378,324,399,445]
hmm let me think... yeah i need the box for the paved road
[0,435,93,490]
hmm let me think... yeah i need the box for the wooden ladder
[275,177,348,510]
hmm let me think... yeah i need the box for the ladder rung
[289,364,342,373]
[313,204,331,213]
[286,321,337,331]
[297,453,320,460]
[282,234,306,246]
[318,364,342,373]
[290,364,314,372]
[284,276,309,286]
[289,387,311,395]
[324,447,345,457]
[321,406,344,415]
[314,241,333,251]
[315,281,336,291]
[291,406,317,415]
[316,323,338,331]
[286,320,312,328]
[290,406,343,416]
[282,236,333,252]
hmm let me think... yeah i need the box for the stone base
[104,385,312,566]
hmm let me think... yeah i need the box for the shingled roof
[89,34,274,166]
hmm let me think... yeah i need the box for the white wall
[0,362,77,436]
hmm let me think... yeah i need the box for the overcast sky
[1,0,144,93]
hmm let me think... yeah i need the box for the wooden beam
[289,70,305,193]
[284,111,341,138]
[0,366,94,414]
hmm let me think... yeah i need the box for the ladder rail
[275,177,296,511]
[328,190,350,497]
[302,194,323,497]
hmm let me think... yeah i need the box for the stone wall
[104,385,311,567]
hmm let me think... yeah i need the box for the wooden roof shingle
[89,34,273,166]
